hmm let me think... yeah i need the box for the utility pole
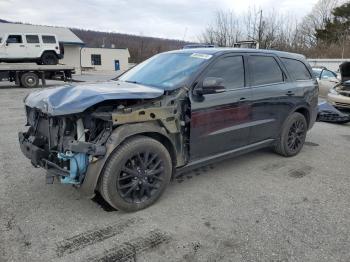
[258,9,263,48]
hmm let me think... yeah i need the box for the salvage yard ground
[0,82,350,262]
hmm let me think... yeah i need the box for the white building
[0,22,130,74]
[81,47,130,73]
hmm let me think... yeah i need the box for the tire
[100,136,172,212]
[20,72,39,88]
[40,52,58,65]
[274,112,307,157]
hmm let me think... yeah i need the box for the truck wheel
[40,52,58,65]
[274,112,307,157]
[100,136,172,212]
[20,72,39,88]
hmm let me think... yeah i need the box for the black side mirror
[194,77,226,96]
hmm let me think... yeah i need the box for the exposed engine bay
[19,86,191,186]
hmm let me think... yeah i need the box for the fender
[79,121,177,198]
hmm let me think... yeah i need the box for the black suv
[19,48,318,211]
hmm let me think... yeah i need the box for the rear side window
[7,35,22,44]
[248,56,284,86]
[282,58,312,80]
[205,56,245,90]
[26,35,39,43]
[42,35,56,44]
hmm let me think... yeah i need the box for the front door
[190,55,252,160]
[318,69,339,97]
[5,35,27,59]
[114,60,120,71]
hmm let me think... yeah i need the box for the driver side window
[205,56,245,90]
[7,35,22,44]
[321,70,336,79]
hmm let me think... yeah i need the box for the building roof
[0,23,84,45]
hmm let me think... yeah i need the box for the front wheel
[100,136,172,212]
[274,112,307,157]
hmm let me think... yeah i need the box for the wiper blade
[125,80,140,84]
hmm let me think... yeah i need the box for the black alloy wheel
[100,136,172,212]
[287,119,306,152]
[274,112,307,157]
[117,151,165,203]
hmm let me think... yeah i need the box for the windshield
[119,52,212,90]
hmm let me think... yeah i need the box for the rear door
[247,54,293,143]
[190,54,253,159]
[25,34,41,58]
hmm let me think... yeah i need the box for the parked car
[312,67,339,97]
[18,48,318,212]
[0,33,63,65]
[328,62,350,109]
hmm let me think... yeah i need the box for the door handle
[35,45,40,47]
[286,91,295,96]
[19,45,25,47]
[239,97,247,101]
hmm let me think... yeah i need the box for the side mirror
[194,77,226,96]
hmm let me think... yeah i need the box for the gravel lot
[0,82,350,262]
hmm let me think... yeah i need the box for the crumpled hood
[24,81,164,116]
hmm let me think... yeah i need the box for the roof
[169,48,306,60]
[0,23,84,45]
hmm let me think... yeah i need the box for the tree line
[200,0,350,58]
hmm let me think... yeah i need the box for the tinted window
[249,56,284,86]
[282,58,312,80]
[321,70,336,79]
[7,35,22,44]
[91,54,102,65]
[205,56,245,90]
[26,35,39,44]
[42,35,56,44]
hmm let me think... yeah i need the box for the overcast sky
[0,0,319,41]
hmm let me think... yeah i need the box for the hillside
[0,19,190,63]
[71,28,189,63]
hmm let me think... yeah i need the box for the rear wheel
[100,136,172,212]
[20,72,39,88]
[40,52,58,65]
[274,112,307,157]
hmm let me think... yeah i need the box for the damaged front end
[19,107,112,184]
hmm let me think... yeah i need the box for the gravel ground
[0,84,350,262]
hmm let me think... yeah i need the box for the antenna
[183,27,188,41]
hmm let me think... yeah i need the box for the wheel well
[140,132,177,168]
[41,50,58,58]
[294,107,310,128]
